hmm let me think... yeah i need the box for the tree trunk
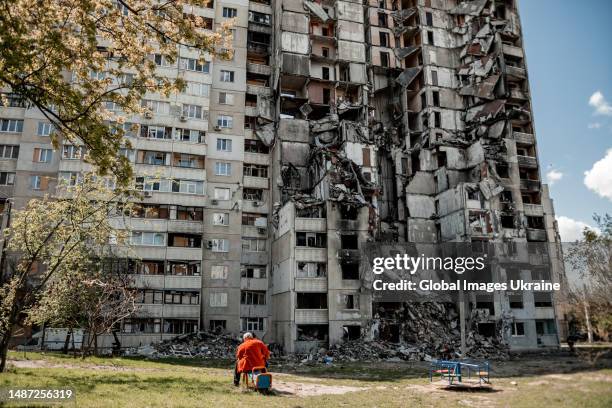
[62,329,72,354]
[0,332,11,372]
[583,285,593,344]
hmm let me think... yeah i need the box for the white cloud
[589,91,612,116]
[545,169,563,185]
[584,149,612,201]
[587,122,602,129]
[556,216,599,242]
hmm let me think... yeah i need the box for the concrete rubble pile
[126,331,240,359]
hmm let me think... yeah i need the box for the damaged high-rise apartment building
[0,0,567,353]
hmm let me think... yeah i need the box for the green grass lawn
[1,350,611,407]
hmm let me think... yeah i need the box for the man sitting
[234,332,270,386]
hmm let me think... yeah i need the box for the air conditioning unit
[206,241,213,249]
[257,227,267,235]
[210,199,218,205]
[252,201,261,207]
[214,125,222,131]
[144,112,153,119]
[179,115,187,122]
[143,191,153,198]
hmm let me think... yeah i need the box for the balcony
[517,155,538,168]
[241,278,268,291]
[502,43,524,59]
[165,275,202,290]
[247,41,271,56]
[248,22,272,34]
[295,278,328,292]
[505,65,526,81]
[243,175,269,189]
[247,62,271,76]
[246,84,272,97]
[295,247,327,262]
[295,218,327,232]
[509,88,528,101]
[520,179,540,191]
[526,228,547,242]
[240,304,267,317]
[514,131,535,145]
[245,105,258,117]
[244,152,270,166]
[163,304,200,318]
[295,309,328,324]
[523,203,544,217]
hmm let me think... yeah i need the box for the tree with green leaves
[0,175,132,371]
[565,214,612,343]
[0,0,232,185]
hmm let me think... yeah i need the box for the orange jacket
[236,338,270,373]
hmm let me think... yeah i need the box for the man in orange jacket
[234,332,270,386]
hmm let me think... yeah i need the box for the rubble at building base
[125,331,240,359]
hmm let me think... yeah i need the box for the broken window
[432,90,440,107]
[475,301,495,316]
[135,289,164,304]
[241,265,267,278]
[380,51,390,67]
[244,139,269,154]
[296,293,327,309]
[343,325,361,340]
[296,262,326,278]
[501,215,515,229]
[168,261,201,276]
[425,12,433,26]
[420,92,427,109]
[427,30,434,45]
[323,88,331,104]
[436,150,447,167]
[341,263,359,280]
[322,47,329,58]
[243,164,268,178]
[527,216,545,229]
[164,291,200,305]
[242,212,266,226]
[168,233,201,248]
[477,323,495,338]
[339,203,358,220]
[213,268,231,284]
[340,234,359,249]
[176,206,204,221]
[209,320,226,332]
[241,290,266,305]
[511,322,525,336]
[431,70,438,86]
[536,320,556,335]
[297,324,328,341]
[322,66,330,80]
[500,191,513,203]
[296,205,324,218]
[296,232,326,248]
[509,293,523,309]
[534,292,553,308]
[496,163,510,178]
[378,12,387,27]
[379,31,390,47]
[467,189,480,201]
[241,238,266,252]
[342,294,358,309]
[434,111,441,127]
[243,188,263,201]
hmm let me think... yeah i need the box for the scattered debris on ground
[125,331,240,359]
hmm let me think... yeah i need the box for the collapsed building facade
[268,0,567,354]
[0,0,568,354]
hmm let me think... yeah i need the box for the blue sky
[519,0,612,240]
